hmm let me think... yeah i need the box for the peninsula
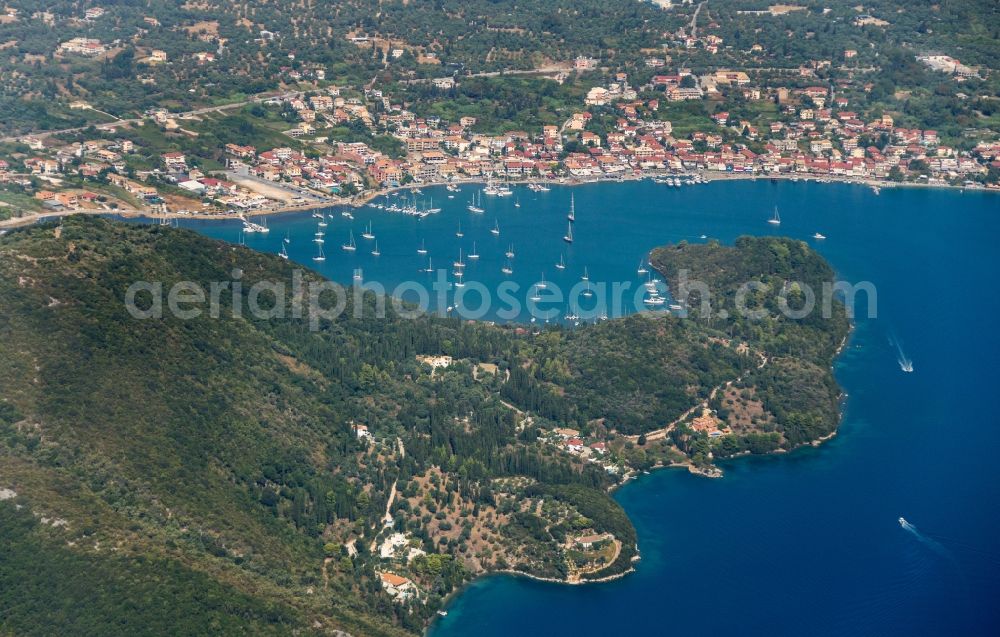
[0,216,848,634]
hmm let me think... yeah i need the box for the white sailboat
[456,222,464,238]
[453,248,465,269]
[424,257,434,274]
[637,260,648,275]
[563,221,574,243]
[313,242,326,261]
[353,268,363,280]
[371,241,380,256]
[505,243,515,259]
[582,280,594,298]
[501,258,513,275]
[581,266,589,281]
[454,270,465,287]
[468,242,480,260]
[491,219,500,236]
[813,232,826,240]
[768,206,781,225]
[279,243,289,260]
[467,190,484,213]
[342,230,357,252]
[417,239,428,255]
[567,194,575,222]
[362,221,375,240]
[555,254,566,270]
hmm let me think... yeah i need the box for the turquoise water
[171,180,1000,635]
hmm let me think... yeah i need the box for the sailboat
[538,272,548,289]
[501,258,513,275]
[467,190,484,213]
[417,239,427,255]
[342,230,357,251]
[468,242,480,260]
[567,194,575,222]
[362,221,375,240]
[637,260,648,275]
[768,206,781,225]
[313,242,326,261]
[812,232,826,240]
[491,219,500,236]
[313,234,324,244]
[353,268,363,280]
[453,248,465,269]
[514,197,521,208]
[505,243,515,259]
[563,221,574,243]
[454,270,465,288]
[582,280,594,298]
[581,266,589,282]
[259,217,270,233]
[284,231,291,244]
[371,241,380,257]
[424,257,434,274]
[279,243,289,260]
[529,283,542,302]
[555,254,566,270]
[456,222,464,238]
[318,218,327,227]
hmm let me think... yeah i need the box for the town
[2,37,997,225]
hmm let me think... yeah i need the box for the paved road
[1,90,309,143]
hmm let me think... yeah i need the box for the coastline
[3,169,995,232]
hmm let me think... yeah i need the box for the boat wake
[888,331,914,373]
[899,517,952,559]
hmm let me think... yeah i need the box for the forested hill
[0,217,848,635]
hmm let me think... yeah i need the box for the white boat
[644,295,666,306]
[424,257,434,273]
[581,266,589,282]
[582,280,594,298]
[873,185,881,195]
[491,219,500,236]
[342,230,357,252]
[505,243,515,259]
[353,268,363,280]
[567,194,576,222]
[453,248,465,268]
[318,219,327,227]
[563,221,574,243]
[313,243,326,261]
[454,270,465,287]
[371,241,380,257]
[279,244,289,260]
[468,242,480,260]
[637,260,648,275]
[284,231,291,244]
[417,239,427,255]
[768,206,781,225]
[341,211,353,219]
[538,273,547,289]
[313,236,324,244]
[898,517,908,527]
[501,258,513,275]
[446,183,460,192]
[456,222,463,238]
[467,190,484,213]
[312,212,324,219]
[555,254,566,270]
[362,221,375,240]
[514,197,521,208]
[813,232,826,240]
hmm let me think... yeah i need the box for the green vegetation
[0,217,849,634]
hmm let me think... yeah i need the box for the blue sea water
[169,180,1000,636]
